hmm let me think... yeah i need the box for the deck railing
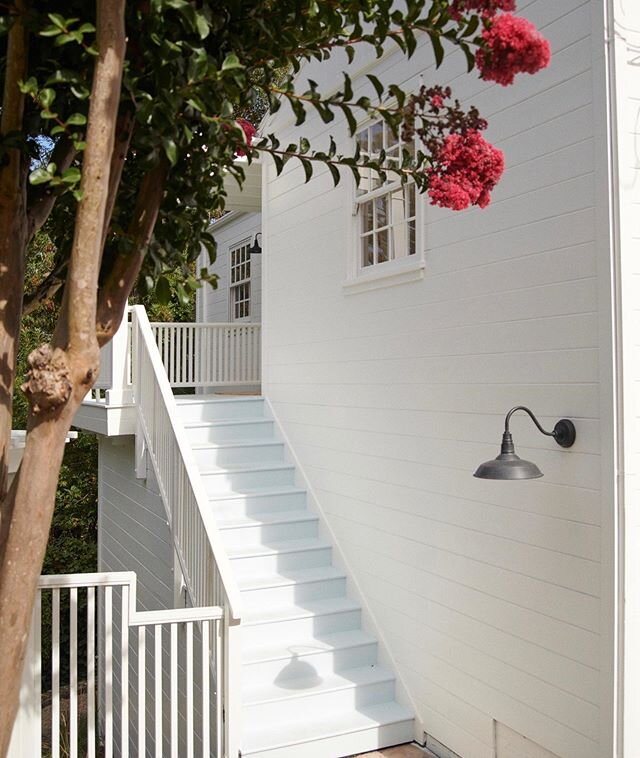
[87,310,261,404]
[9,572,224,758]
[130,304,243,756]
[150,322,261,388]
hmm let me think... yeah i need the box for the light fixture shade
[473,451,543,480]
[473,431,543,480]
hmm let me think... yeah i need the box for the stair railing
[129,304,242,757]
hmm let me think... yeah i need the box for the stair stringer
[262,396,425,744]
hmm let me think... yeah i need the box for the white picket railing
[150,322,261,388]
[10,572,224,758]
[130,304,243,757]
[85,312,261,405]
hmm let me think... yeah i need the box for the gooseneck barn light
[248,233,262,255]
[473,406,576,480]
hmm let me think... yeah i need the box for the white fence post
[7,594,41,758]
[224,613,243,758]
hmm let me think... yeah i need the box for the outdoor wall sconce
[248,233,262,255]
[473,406,576,480]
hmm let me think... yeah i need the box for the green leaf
[429,31,445,68]
[29,168,52,185]
[47,13,67,29]
[195,12,210,39]
[327,163,340,187]
[66,113,87,126]
[39,88,56,108]
[162,137,178,166]
[221,53,243,71]
[366,74,384,100]
[155,276,171,305]
[299,157,313,183]
[18,77,38,95]
[61,167,81,184]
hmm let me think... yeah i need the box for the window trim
[229,237,252,321]
[344,117,424,291]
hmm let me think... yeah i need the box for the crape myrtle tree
[0,0,550,750]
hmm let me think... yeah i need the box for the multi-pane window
[355,120,417,269]
[230,241,251,320]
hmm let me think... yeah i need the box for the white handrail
[132,305,243,756]
[130,305,242,620]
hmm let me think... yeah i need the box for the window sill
[342,258,425,294]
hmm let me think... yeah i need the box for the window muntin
[355,121,417,270]
[230,240,251,320]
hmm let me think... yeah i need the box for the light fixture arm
[503,406,576,448]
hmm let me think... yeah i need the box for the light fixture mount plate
[553,419,576,448]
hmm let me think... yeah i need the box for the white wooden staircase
[175,394,414,758]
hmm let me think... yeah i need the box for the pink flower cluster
[235,118,257,156]
[449,0,515,20]
[476,13,551,86]
[427,130,504,211]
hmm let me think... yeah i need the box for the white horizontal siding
[261,1,613,756]
[197,212,262,324]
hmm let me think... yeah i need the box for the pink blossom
[235,118,256,156]
[430,94,444,109]
[449,0,515,20]
[476,13,551,86]
[427,130,504,211]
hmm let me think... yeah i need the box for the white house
[13,1,640,757]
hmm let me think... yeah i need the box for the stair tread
[228,536,330,559]
[200,462,294,475]
[184,417,269,428]
[239,564,344,590]
[244,663,395,703]
[191,439,282,450]
[209,486,306,503]
[244,629,376,664]
[242,700,413,753]
[219,509,316,530]
[243,595,359,625]
[176,394,262,404]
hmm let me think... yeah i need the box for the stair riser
[242,610,361,648]
[177,399,265,423]
[241,576,346,606]
[244,642,378,682]
[202,467,295,495]
[186,420,274,443]
[221,519,318,549]
[242,720,415,758]
[211,491,307,518]
[192,443,285,468]
[230,547,332,577]
[244,679,397,723]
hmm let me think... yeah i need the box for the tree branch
[101,105,135,254]
[96,157,169,346]
[26,136,76,241]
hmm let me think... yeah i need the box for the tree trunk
[0,2,126,754]
[0,0,28,502]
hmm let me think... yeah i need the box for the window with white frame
[230,240,251,320]
[355,120,417,270]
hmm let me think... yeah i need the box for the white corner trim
[342,258,425,294]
